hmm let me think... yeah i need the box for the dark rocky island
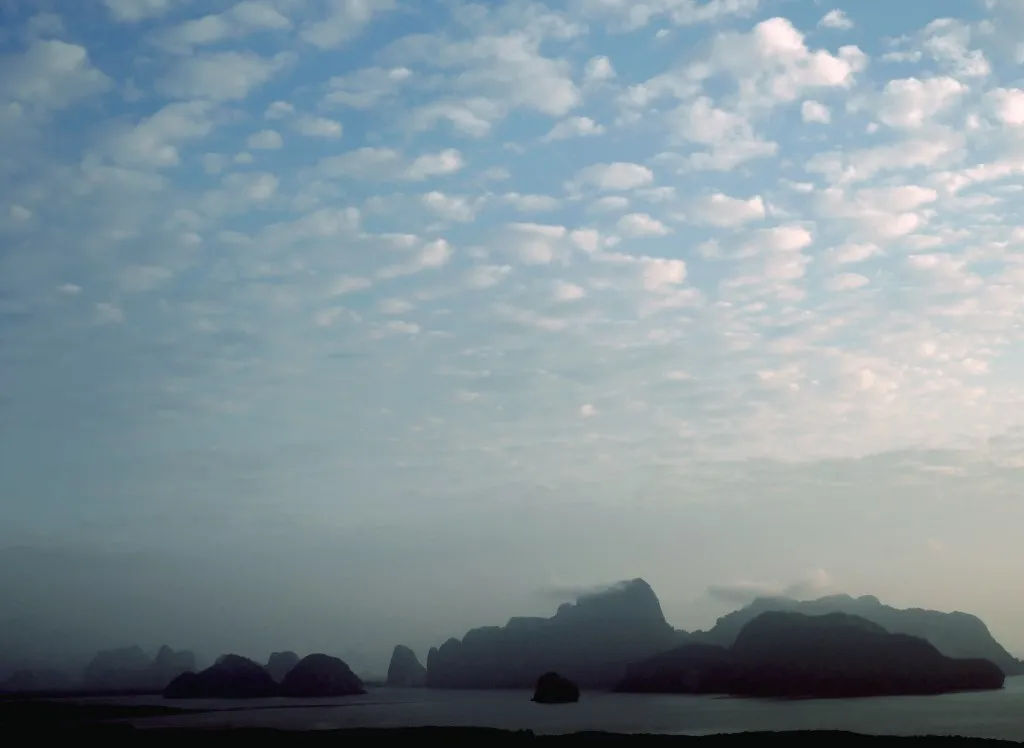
[532,671,580,704]
[691,594,1021,676]
[164,654,278,699]
[617,611,1005,698]
[265,651,300,682]
[386,645,426,687]
[280,654,365,697]
[426,578,683,689]
[81,644,196,692]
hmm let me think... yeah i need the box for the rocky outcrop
[386,645,426,687]
[532,672,579,704]
[82,646,152,689]
[425,578,682,689]
[691,594,1021,676]
[266,651,300,682]
[279,654,365,697]
[164,654,277,699]
[617,611,1005,698]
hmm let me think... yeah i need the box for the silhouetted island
[616,611,1005,698]
[164,654,277,699]
[532,672,580,704]
[265,651,300,682]
[82,644,195,692]
[386,645,426,687]
[426,578,682,689]
[691,594,1022,676]
[280,654,365,697]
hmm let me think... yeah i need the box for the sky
[2,0,1024,671]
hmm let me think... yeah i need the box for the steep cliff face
[690,594,1021,675]
[425,578,682,689]
[386,645,426,687]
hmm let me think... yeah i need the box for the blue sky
[3,0,1024,666]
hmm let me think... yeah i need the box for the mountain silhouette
[386,645,426,687]
[618,610,1005,698]
[691,594,1021,675]
[425,578,682,689]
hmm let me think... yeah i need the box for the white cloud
[584,55,615,82]
[422,192,476,222]
[157,2,290,51]
[876,77,966,129]
[98,101,213,169]
[301,0,396,49]
[825,273,870,291]
[379,238,454,278]
[801,100,831,124]
[105,0,176,22]
[294,116,343,138]
[465,264,511,289]
[576,0,758,32]
[989,88,1024,126]
[580,403,597,417]
[324,66,411,108]
[264,100,294,119]
[387,30,580,118]
[617,212,671,237]
[501,193,560,212]
[92,302,124,325]
[687,193,766,227]
[570,162,654,191]
[554,281,586,302]
[542,116,605,142]
[317,148,464,182]
[330,276,372,296]
[830,243,882,265]
[158,51,291,101]
[404,149,465,181]
[1,40,112,112]
[642,257,687,290]
[818,9,853,30]
[246,129,283,150]
[669,97,778,170]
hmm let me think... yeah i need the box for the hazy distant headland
[2,578,1019,700]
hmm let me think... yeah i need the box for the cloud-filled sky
[3,0,1024,668]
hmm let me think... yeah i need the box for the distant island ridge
[2,578,1019,699]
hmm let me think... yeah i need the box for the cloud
[569,162,654,191]
[801,100,831,124]
[246,129,282,150]
[301,0,396,49]
[554,281,586,302]
[687,193,766,227]
[542,116,605,142]
[294,116,343,138]
[105,0,177,22]
[316,147,464,181]
[576,0,758,32]
[876,77,966,129]
[617,213,671,238]
[157,51,292,101]
[818,9,853,30]
[707,569,832,605]
[1,40,112,113]
[156,2,291,52]
[584,55,615,83]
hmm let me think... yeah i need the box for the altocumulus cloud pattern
[5,1,1024,657]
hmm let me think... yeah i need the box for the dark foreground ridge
[3,701,1016,744]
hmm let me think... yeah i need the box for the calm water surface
[93,676,1024,740]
